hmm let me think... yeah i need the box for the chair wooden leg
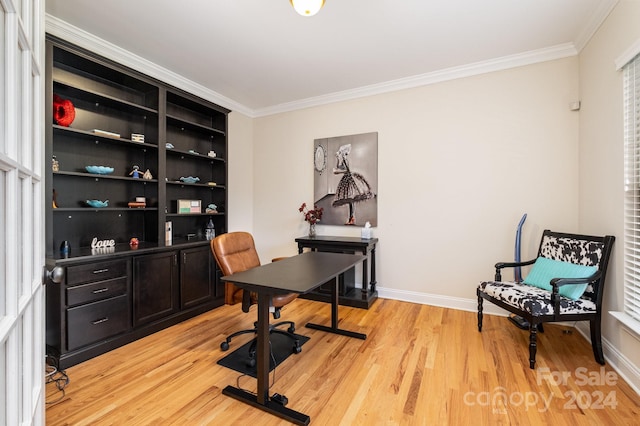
[477,295,483,332]
[529,324,537,369]
[590,318,605,365]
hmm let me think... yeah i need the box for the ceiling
[45,0,618,117]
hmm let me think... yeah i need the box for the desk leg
[306,275,367,340]
[331,275,339,329]
[222,293,310,425]
[369,245,377,293]
[256,293,270,404]
[361,254,369,298]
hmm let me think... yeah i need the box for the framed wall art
[313,132,378,227]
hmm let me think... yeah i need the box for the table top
[295,235,378,246]
[221,251,366,295]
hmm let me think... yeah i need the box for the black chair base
[221,320,301,367]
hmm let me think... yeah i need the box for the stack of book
[91,129,120,138]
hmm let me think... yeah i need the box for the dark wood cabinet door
[133,251,179,326]
[180,246,215,309]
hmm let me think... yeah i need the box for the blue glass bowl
[85,166,114,175]
[86,199,109,208]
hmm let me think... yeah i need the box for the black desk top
[221,251,366,294]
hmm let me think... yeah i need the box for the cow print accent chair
[477,230,615,369]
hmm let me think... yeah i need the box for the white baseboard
[574,322,640,397]
[377,286,511,316]
[377,286,640,396]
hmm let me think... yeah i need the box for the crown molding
[46,13,578,119]
[253,43,578,117]
[573,0,619,52]
[45,14,254,117]
[616,37,640,71]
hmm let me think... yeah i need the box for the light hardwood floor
[46,298,640,425]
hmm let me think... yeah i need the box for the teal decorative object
[85,166,114,175]
[86,199,109,208]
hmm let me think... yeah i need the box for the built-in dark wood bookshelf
[45,35,229,368]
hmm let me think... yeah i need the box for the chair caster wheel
[246,357,256,368]
[293,344,302,354]
[220,341,229,351]
[288,325,295,333]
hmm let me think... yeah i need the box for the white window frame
[614,43,640,337]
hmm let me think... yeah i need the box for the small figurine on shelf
[205,203,218,213]
[129,165,140,178]
[208,150,217,158]
[52,188,58,209]
[51,155,59,172]
[143,169,153,180]
[129,237,139,248]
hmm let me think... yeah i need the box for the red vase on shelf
[53,94,75,127]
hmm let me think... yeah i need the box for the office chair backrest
[211,232,260,309]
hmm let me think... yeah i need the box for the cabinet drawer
[67,295,129,351]
[67,260,128,286]
[66,277,127,306]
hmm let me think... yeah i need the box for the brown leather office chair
[210,232,301,367]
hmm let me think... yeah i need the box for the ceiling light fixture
[290,0,325,17]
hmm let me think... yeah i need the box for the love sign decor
[91,237,115,249]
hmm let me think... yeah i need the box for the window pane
[624,54,640,323]
[0,168,5,319]
[0,8,5,155]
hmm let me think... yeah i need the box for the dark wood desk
[220,251,367,425]
[295,236,378,309]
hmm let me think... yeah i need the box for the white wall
[579,0,640,391]
[247,57,580,308]
[227,112,254,233]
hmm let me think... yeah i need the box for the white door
[0,1,45,425]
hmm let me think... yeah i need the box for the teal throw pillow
[523,257,597,300]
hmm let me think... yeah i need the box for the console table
[295,236,378,309]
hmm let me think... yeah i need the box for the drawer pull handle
[93,268,109,274]
[92,317,109,325]
[92,288,109,294]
